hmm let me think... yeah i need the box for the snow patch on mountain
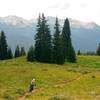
[70,19,98,29]
[0,15,98,29]
[0,15,32,27]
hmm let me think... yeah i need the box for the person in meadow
[29,78,36,92]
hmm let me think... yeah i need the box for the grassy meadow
[0,56,100,100]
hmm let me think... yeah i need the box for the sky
[0,0,100,25]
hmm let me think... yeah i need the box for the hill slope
[0,56,100,100]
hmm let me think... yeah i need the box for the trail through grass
[0,56,100,100]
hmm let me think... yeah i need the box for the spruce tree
[7,47,13,59]
[61,18,76,62]
[14,45,20,58]
[35,14,42,61]
[58,36,65,64]
[67,43,76,62]
[35,14,52,63]
[0,31,8,60]
[96,43,100,56]
[20,47,26,56]
[27,46,34,62]
[53,17,64,64]
[41,13,52,62]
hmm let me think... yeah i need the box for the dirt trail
[53,74,83,88]
[18,95,26,100]
[18,74,84,100]
[18,87,44,100]
[18,92,28,100]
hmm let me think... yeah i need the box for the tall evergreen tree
[52,17,64,64]
[35,14,42,61]
[27,46,35,62]
[61,18,76,62]
[14,45,20,58]
[58,36,65,64]
[7,47,13,59]
[40,13,52,62]
[96,43,100,56]
[20,47,26,56]
[35,14,52,63]
[67,43,76,62]
[0,31,8,60]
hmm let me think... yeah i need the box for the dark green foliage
[27,46,35,62]
[57,37,65,64]
[92,75,96,78]
[61,18,71,59]
[96,43,100,56]
[16,89,25,96]
[52,17,64,64]
[14,45,20,58]
[35,14,42,61]
[78,51,96,56]
[77,50,81,55]
[49,95,72,100]
[40,14,52,63]
[20,47,26,56]
[35,14,52,63]
[7,47,13,59]
[0,31,8,60]
[61,18,76,62]
[34,15,76,64]
[85,51,96,56]
[67,44,76,63]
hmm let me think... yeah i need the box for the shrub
[48,95,73,100]
[16,88,25,96]
[27,46,35,62]
[3,93,14,100]
[92,75,96,78]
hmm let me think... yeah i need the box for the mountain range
[0,15,100,51]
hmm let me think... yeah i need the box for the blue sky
[0,0,100,25]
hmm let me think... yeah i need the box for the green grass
[0,56,100,100]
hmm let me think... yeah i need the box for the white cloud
[0,0,100,25]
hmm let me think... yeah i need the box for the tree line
[1,14,100,63]
[27,14,76,64]
[0,31,26,60]
[77,43,100,56]
[0,14,76,64]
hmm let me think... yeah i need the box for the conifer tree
[14,45,20,58]
[58,36,65,64]
[40,13,52,62]
[61,18,76,62]
[96,43,100,56]
[20,47,26,56]
[7,47,13,59]
[35,14,52,63]
[0,31,8,60]
[77,50,81,55]
[53,17,64,64]
[27,46,34,62]
[35,14,42,61]
[67,43,76,62]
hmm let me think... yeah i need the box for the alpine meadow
[0,0,100,100]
